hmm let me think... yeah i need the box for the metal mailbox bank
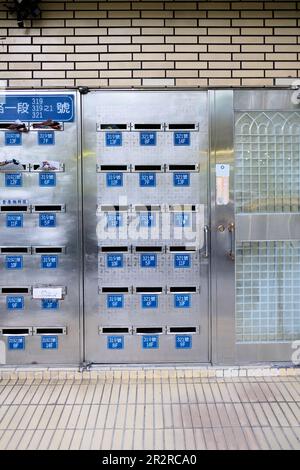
[1,88,300,366]
[0,90,81,365]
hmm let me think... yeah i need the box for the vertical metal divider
[77,90,85,367]
[210,90,236,365]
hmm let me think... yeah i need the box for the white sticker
[216,164,230,177]
[33,287,63,299]
[216,164,230,205]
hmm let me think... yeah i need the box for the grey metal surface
[233,89,300,363]
[210,90,236,365]
[82,90,209,364]
[236,213,300,241]
[0,90,81,365]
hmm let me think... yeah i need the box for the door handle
[203,225,209,258]
[227,222,235,261]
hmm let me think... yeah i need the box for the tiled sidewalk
[0,370,299,450]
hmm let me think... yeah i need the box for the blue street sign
[0,95,74,122]
[106,172,123,187]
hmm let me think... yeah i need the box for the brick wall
[0,0,299,88]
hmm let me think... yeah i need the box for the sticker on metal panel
[0,95,75,122]
[216,164,230,205]
[107,336,124,350]
[175,335,192,349]
[5,173,22,187]
[7,296,24,310]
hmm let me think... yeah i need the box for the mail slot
[32,162,65,172]
[0,246,31,254]
[99,287,131,314]
[100,327,131,334]
[0,327,32,336]
[134,327,164,335]
[0,160,28,171]
[33,204,65,212]
[97,123,129,131]
[166,286,200,317]
[33,327,66,335]
[0,205,30,212]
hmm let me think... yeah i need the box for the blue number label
[6,214,23,228]
[140,254,157,268]
[107,254,123,268]
[142,336,159,349]
[139,212,155,228]
[174,213,190,227]
[106,213,122,228]
[5,173,22,187]
[41,335,58,350]
[176,335,192,349]
[173,173,190,187]
[141,295,158,309]
[39,173,56,187]
[7,296,24,310]
[174,132,191,146]
[107,295,124,309]
[41,255,58,269]
[39,213,56,227]
[107,336,124,350]
[139,173,156,187]
[38,131,55,145]
[140,132,157,146]
[106,173,123,187]
[174,294,191,309]
[8,336,25,350]
[105,132,122,147]
[5,132,22,146]
[41,299,59,310]
[6,256,23,270]
[174,254,191,269]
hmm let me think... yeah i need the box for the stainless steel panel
[210,90,236,365]
[236,213,300,241]
[82,90,209,364]
[0,90,81,366]
[233,89,300,363]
